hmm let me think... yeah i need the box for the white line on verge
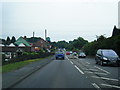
[94,66,110,74]
[92,83,100,89]
[74,65,84,74]
[101,84,120,88]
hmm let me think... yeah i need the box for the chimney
[33,32,35,37]
[45,29,47,40]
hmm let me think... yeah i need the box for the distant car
[78,52,86,58]
[55,52,65,60]
[66,52,70,55]
[95,49,120,66]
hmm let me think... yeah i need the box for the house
[23,36,51,52]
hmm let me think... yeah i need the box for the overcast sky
[1,0,120,42]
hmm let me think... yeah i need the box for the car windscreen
[102,50,118,57]
[80,53,85,55]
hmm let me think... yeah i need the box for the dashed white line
[94,66,110,74]
[101,84,120,88]
[74,65,84,74]
[91,76,119,81]
[92,83,100,89]
[70,61,73,64]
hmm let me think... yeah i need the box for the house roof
[15,36,31,47]
[25,37,42,43]
[9,43,15,47]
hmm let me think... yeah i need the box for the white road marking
[86,62,90,64]
[92,83,100,89]
[101,84,120,88]
[70,61,73,64]
[91,76,119,81]
[94,66,110,74]
[74,65,84,74]
[84,71,93,73]
[94,72,107,75]
[66,56,69,60]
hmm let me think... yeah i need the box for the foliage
[6,36,11,45]
[83,35,120,56]
[51,37,88,51]
[11,36,16,43]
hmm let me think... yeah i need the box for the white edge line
[92,83,100,89]
[94,66,110,74]
[74,65,84,74]
[101,84,120,88]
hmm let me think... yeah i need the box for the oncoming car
[78,52,86,58]
[55,52,65,60]
[95,49,120,66]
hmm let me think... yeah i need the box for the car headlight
[103,57,108,60]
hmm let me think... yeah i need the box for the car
[78,52,86,58]
[66,52,70,55]
[95,49,120,66]
[55,52,65,60]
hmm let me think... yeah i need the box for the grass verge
[2,56,52,73]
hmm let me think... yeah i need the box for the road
[13,55,120,89]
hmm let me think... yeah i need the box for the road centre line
[92,83,100,89]
[94,66,110,74]
[101,84,120,88]
[74,65,84,74]
[91,76,119,81]
[70,61,73,64]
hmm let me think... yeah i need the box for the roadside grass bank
[2,56,52,73]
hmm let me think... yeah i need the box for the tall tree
[11,36,16,43]
[6,36,11,45]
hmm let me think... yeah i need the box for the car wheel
[100,61,104,66]
[56,58,57,60]
[96,61,98,64]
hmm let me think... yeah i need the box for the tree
[6,36,11,45]
[11,36,16,43]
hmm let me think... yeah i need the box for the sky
[1,0,120,42]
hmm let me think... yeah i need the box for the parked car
[55,52,65,60]
[78,52,86,58]
[95,49,120,66]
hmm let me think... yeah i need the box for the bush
[3,52,53,65]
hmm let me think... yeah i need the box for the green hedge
[3,52,54,65]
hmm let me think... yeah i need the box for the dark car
[95,49,120,66]
[55,52,65,60]
[78,52,86,58]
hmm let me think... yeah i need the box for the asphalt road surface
[13,55,120,89]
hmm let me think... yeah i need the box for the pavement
[2,56,54,89]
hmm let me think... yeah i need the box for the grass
[2,56,52,73]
